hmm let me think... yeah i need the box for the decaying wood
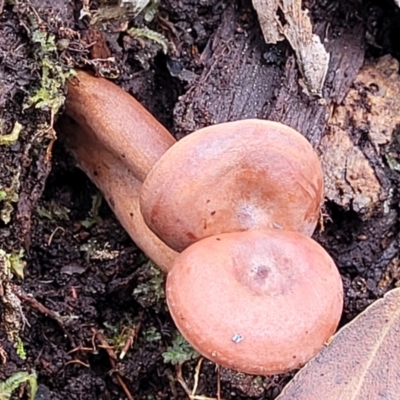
[335,55,400,151]
[320,55,400,215]
[173,3,283,138]
[319,126,381,214]
[252,0,329,96]
[174,2,365,147]
[252,0,283,43]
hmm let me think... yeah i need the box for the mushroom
[60,71,343,376]
[63,72,324,257]
[58,71,179,271]
[140,119,324,252]
[166,229,343,375]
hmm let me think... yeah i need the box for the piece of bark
[252,0,329,96]
[267,24,365,146]
[276,287,400,400]
[332,55,400,152]
[173,3,283,139]
[252,0,283,44]
[319,126,381,214]
[320,55,400,214]
[174,2,365,146]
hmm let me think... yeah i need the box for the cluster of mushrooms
[59,70,343,376]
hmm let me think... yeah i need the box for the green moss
[0,371,37,400]
[162,333,199,366]
[127,27,168,54]
[133,262,165,309]
[15,337,26,360]
[0,122,23,146]
[36,201,71,221]
[0,172,20,225]
[81,193,103,229]
[24,29,75,117]
[8,250,26,280]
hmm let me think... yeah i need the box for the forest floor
[1,0,400,399]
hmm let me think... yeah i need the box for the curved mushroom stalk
[166,229,343,375]
[58,70,179,272]
[65,70,176,182]
[58,71,177,271]
[58,116,178,272]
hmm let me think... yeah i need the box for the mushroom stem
[65,70,176,183]
[61,70,179,271]
[58,116,178,272]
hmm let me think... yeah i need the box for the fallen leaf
[276,288,400,400]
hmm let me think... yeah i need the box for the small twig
[176,361,220,400]
[92,329,117,360]
[16,290,60,322]
[48,226,65,245]
[68,346,94,354]
[45,111,56,162]
[115,374,134,400]
[216,366,221,400]
[90,328,97,353]
[120,320,141,360]
[97,343,117,351]
[91,328,134,400]
[191,358,204,396]
[70,286,78,299]
[0,345,7,363]
[176,363,192,397]
[65,359,90,368]
[15,287,76,347]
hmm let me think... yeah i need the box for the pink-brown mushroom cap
[140,119,324,252]
[166,229,343,375]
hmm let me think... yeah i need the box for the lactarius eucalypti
[60,70,343,376]
[140,119,324,252]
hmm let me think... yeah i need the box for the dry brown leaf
[276,288,400,400]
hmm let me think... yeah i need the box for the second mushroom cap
[166,229,343,375]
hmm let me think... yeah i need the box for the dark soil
[1,0,400,399]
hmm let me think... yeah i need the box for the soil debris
[1,0,400,399]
